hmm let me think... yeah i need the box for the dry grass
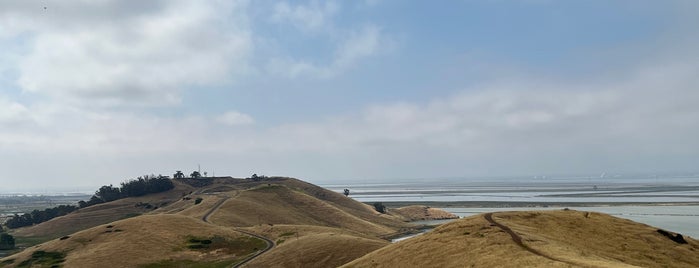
[3,177,416,267]
[0,214,263,268]
[245,227,388,268]
[343,210,699,268]
[391,205,458,221]
[10,181,194,244]
[209,184,400,236]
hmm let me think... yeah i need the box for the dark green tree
[373,202,386,214]
[0,233,15,250]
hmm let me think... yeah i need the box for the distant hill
[343,210,699,268]
[1,176,414,267]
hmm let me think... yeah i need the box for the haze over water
[324,174,699,238]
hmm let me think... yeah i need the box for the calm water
[323,175,699,238]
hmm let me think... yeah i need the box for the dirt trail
[484,213,584,267]
[201,193,275,268]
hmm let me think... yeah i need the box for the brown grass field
[343,210,699,268]
[1,214,264,268]
[242,224,389,267]
[0,177,411,267]
[391,205,459,221]
[5,177,698,268]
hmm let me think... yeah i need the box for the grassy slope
[10,181,194,244]
[0,214,263,268]
[391,205,459,221]
[242,224,389,267]
[3,177,411,267]
[343,210,699,268]
[208,184,399,236]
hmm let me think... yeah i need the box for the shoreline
[373,201,699,208]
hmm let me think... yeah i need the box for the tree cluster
[4,175,175,230]
[0,233,14,250]
[78,175,174,208]
[5,205,78,229]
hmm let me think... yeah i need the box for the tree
[0,233,15,250]
[96,185,121,202]
[373,202,386,214]
[173,171,185,179]
[343,189,350,197]
[190,171,201,178]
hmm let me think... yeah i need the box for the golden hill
[10,180,195,245]
[343,210,699,268]
[207,184,398,236]
[0,214,266,268]
[391,205,459,221]
[241,224,389,267]
[2,176,415,267]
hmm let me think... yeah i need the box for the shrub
[373,202,386,214]
[194,198,203,205]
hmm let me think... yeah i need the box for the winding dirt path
[484,213,581,266]
[201,194,275,268]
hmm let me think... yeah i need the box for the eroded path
[483,213,582,267]
[201,194,275,268]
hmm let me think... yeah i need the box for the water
[323,175,699,239]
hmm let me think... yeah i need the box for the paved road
[483,213,581,267]
[200,194,275,268]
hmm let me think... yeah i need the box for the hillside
[343,210,699,268]
[391,205,459,221]
[207,184,398,236]
[2,176,413,267]
[241,224,389,267]
[9,180,195,245]
[0,214,266,268]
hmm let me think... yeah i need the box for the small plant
[373,202,386,214]
[18,250,66,267]
[279,232,296,237]
[194,197,203,205]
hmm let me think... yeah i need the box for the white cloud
[2,0,252,107]
[271,1,338,33]
[217,110,254,126]
[268,25,386,78]
[0,98,31,125]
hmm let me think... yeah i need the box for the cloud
[0,97,31,125]
[217,110,254,126]
[271,1,338,33]
[2,0,252,107]
[267,25,386,78]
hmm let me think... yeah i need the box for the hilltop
[0,176,417,267]
[343,210,699,268]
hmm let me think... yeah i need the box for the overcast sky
[1,1,699,192]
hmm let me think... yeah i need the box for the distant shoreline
[376,201,699,208]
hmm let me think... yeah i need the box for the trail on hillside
[201,193,275,268]
[483,213,584,267]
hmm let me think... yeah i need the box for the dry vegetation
[243,224,389,267]
[0,214,263,268]
[343,210,699,268]
[391,205,459,221]
[9,181,195,245]
[209,184,398,236]
[1,177,411,267]
[7,177,694,268]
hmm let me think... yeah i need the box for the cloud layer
[1,1,698,191]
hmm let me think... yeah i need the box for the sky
[1,0,699,192]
